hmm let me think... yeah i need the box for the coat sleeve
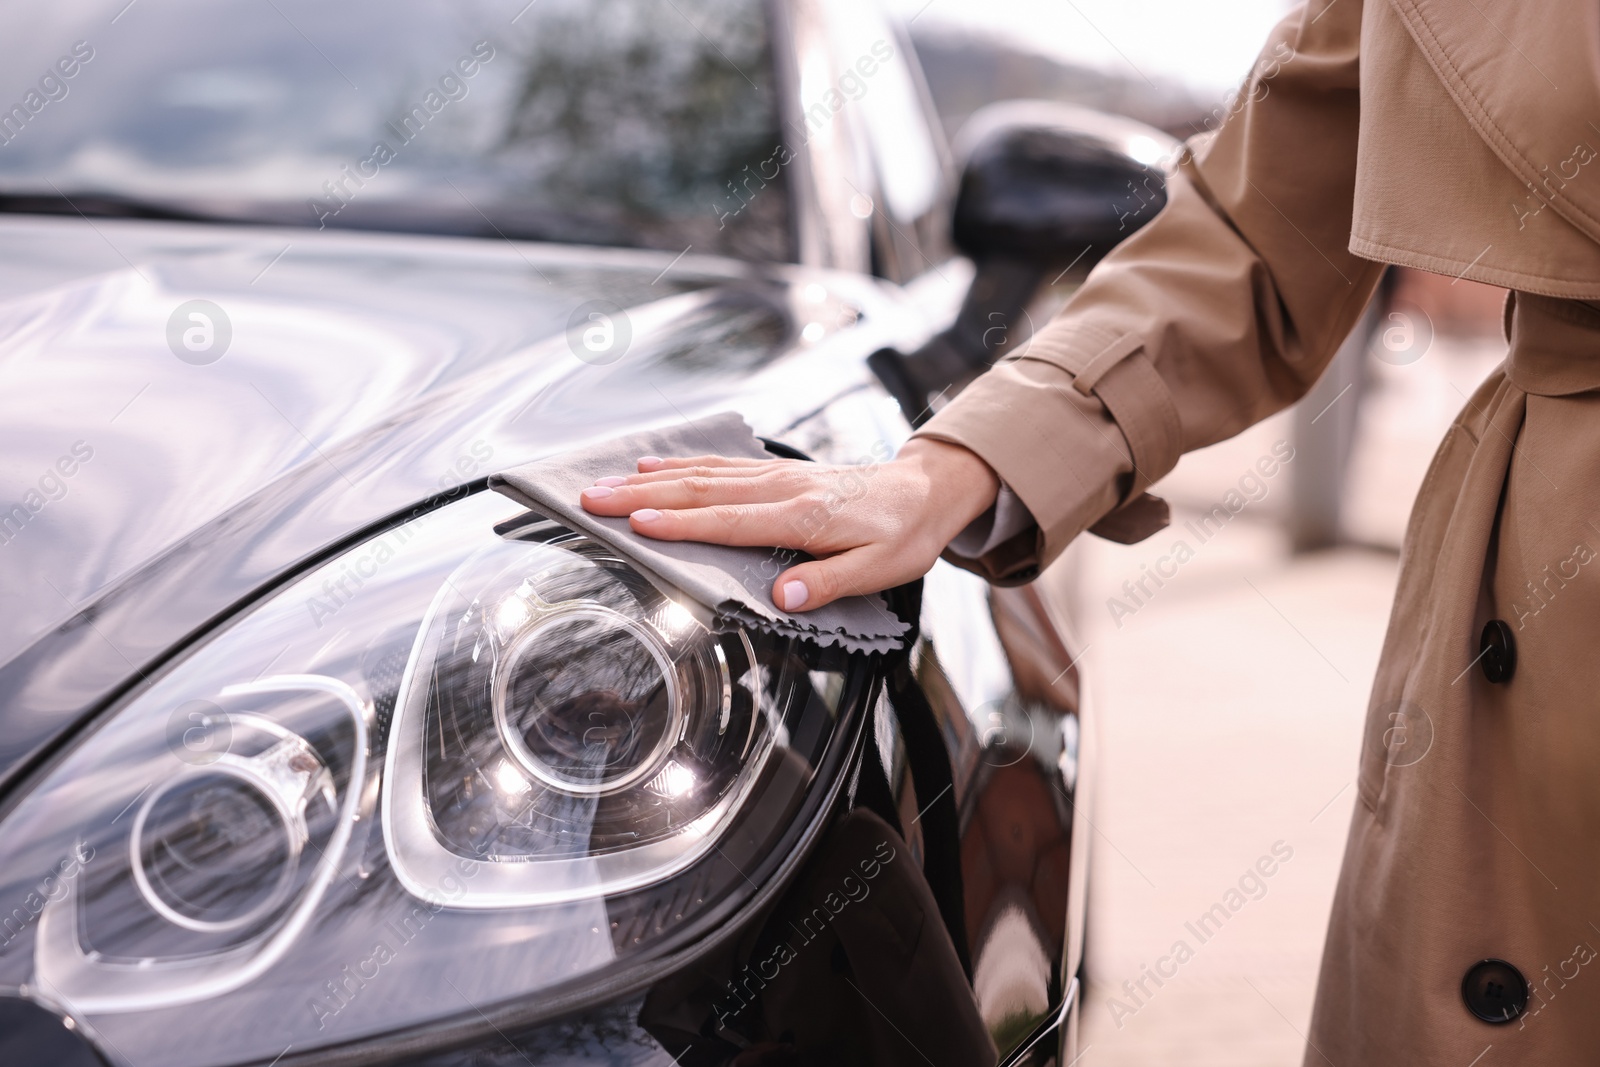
[914,0,1384,584]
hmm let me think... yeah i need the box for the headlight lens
[0,491,864,1066]
[386,518,785,906]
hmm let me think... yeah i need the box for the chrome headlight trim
[380,544,779,910]
[33,674,368,1015]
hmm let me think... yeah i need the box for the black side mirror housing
[871,101,1180,424]
[951,101,1176,264]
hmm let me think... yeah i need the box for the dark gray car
[0,2,1169,1063]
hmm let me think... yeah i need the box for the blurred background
[892,1,1508,1063]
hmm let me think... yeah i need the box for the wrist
[898,436,1001,533]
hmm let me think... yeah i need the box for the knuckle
[776,467,813,493]
[787,496,829,544]
[620,485,658,508]
[709,504,744,530]
[793,490,830,514]
[683,476,714,500]
[806,566,838,603]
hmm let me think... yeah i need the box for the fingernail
[781,580,809,611]
[594,476,626,487]
[638,455,662,468]
[582,485,614,499]
[632,509,662,522]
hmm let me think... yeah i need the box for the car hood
[0,216,927,790]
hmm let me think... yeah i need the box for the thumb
[771,547,903,613]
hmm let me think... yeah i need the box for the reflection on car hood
[0,216,920,787]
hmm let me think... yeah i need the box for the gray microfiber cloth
[488,412,910,654]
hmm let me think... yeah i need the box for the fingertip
[637,455,663,471]
[778,578,809,612]
[594,476,627,487]
[628,509,672,539]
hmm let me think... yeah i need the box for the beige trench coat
[917,0,1600,1061]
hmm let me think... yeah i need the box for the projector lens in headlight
[385,518,791,906]
[0,490,869,1067]
[499,608,679,794]
[135,765,301,930]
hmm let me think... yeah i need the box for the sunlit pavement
[1038,329,1506,1065]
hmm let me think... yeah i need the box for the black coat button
[1480,620,1516,684]
[1462,959,1529,1023]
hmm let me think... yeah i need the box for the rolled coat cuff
[946,483,1034,557]
[913,328,1179,583]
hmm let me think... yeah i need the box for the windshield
[0,0,792,259]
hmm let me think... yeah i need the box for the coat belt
[1505,292,1600,397]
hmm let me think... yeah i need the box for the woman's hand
[578,438,1000,611]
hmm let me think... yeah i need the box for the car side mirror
[870,101,1180,425]
[951,100,1176,265]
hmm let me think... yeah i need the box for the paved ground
[1042,330,1507,1066]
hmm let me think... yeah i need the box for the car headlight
[0,490,867,1066]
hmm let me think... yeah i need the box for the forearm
[916,0,1382,577]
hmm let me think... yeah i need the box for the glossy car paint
[0,7,1094,1065]
[0,218,926,785]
